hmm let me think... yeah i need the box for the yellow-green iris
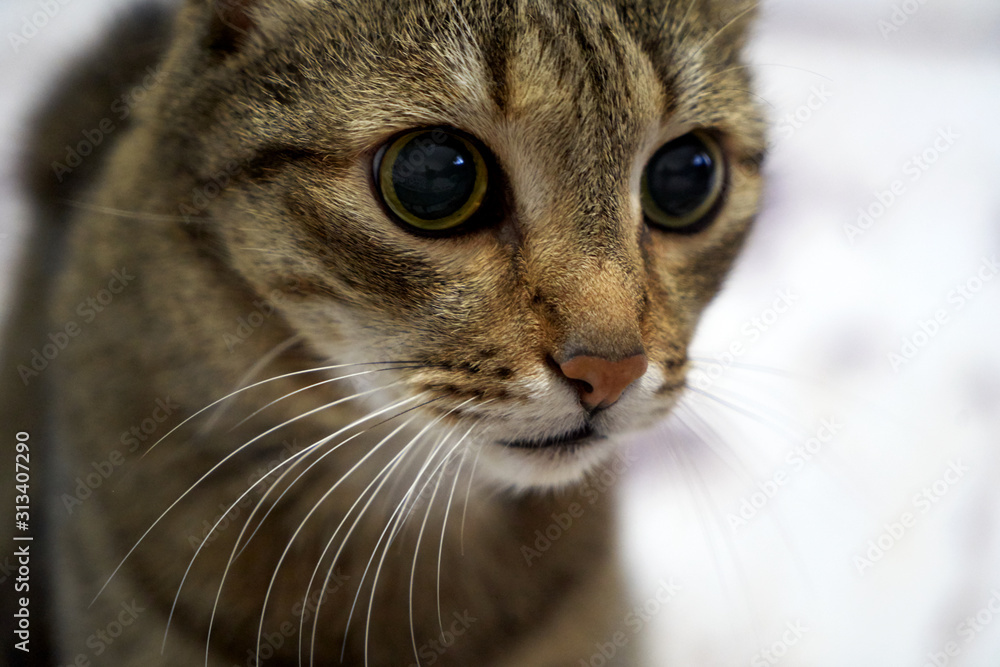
[378,129,489,231]
[641,130,725,232]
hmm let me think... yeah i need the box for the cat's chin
[474,437,623,491]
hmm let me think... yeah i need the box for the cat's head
[149,0,765,489]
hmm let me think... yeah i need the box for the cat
[2,0,765,664]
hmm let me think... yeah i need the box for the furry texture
[39,0,765,664]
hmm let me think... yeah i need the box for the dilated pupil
[391,135,477,220]
[646,136,716,218]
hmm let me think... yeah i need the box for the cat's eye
[375,128,489,232]
[641,131,725,232]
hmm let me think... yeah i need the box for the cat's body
[13,0,764,664]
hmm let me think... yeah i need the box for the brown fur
[38,0,765,664]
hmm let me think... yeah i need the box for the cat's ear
[204,0,258,54]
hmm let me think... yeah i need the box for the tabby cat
[9,0,765,664]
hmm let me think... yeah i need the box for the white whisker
[338,416,447,665]
[407,425,474,664]
[197,334,304,436]
[229,365,416,432]
[93,380,404,608]
[436,429,473,634]
[406,430,457,666]
[194,392,421,660]
[460,445,484,557]
[299,413,426,667]
[141,360,414,460]
[202,392,422,665]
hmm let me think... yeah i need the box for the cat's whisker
[407,428,464,666]
[712,86,778,111]
[686,383,872,516]
[249,412,422,667]
[233,247,325,264]
[705,62,835,85]
[175,394,424,657]
[676,397,828,633]
[228,393,440,566]
[684,384,801,444]
[349,400,486,667]
[460,444,485,557]
[687,366,880,530]
[231,395,434,565]
[165,445,312,654]
[228,366,423,431]
[236,393,430,665]
[436,431,474,634]
[339,413,455,664]
[368,427,466,667]
[683,3,757,66]
[281,398,472,665]
[58,198,195,223]
[93,381,412,607]
[670,401,759,484]
[689,355,802,379]
[669,442,763,640]
[197,333,304,436]
[298,411,431,667]
[389,432,453,546]
[389,400,492,546]
[307,431,421,667]
[141,360,416,459]
[706,382,815,439]
[690,356,907,433]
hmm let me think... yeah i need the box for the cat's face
[158,0,764,488]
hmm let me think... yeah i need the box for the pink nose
[558,354,648,409]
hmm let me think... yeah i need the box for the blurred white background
[1,0,999,665]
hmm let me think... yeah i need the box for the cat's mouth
[500,423,602,450]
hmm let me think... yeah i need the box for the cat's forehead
[272,0,754,167]
[274,0,754,125]
[356,0,734,119]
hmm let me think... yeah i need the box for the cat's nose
[557,353,648,410]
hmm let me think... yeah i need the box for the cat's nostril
[557,354,648,410]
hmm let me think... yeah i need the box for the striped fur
[46,0,764,664]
